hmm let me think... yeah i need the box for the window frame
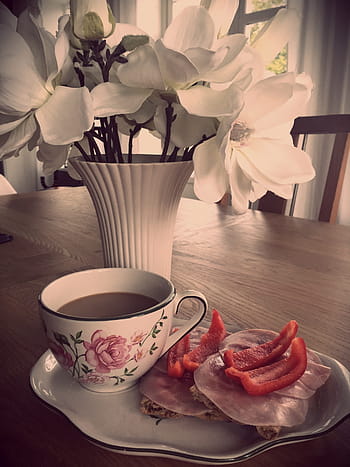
[229,0,287,34]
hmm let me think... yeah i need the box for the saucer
[30,349,350,465]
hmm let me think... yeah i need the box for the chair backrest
[256,114,350,223]
[0,174,17,195]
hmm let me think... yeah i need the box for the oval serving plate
[30,346,350,465]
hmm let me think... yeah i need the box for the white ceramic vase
[69,156,194,278]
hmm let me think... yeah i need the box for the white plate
[30,348,350,465]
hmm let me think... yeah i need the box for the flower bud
[70,0,116,41]
[119,35,149,52]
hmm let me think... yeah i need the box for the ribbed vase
[69,156,193,278]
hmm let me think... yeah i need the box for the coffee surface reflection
[57,292,158,319]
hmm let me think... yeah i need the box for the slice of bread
[140,385,281,440]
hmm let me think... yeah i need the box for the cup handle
[160,290,208,356]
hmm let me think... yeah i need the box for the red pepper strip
[167,332,190,378]
[183,309,227,372]
[225,337,307,396]
[223,320,298,371]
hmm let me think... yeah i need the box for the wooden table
[1,187,349,467]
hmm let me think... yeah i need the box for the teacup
[39,268,207,392]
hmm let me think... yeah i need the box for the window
[230,0,289,75]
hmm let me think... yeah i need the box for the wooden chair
[256,114,350,223]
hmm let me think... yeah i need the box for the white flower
[116,6,248,147]
[193,73,315,213]
[0,6,94,172]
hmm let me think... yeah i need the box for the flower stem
[86,132,103,162]
[167,146,179,162]
[128,124,141,163]
[182,133,216,161]
[110,116,124,163]
[160,103,175,162]
[74,141,91,161]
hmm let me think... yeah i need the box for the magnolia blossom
[115,6,249,148]
[0,3,152,173]
[193,73,315,213]
[0,5,94,167]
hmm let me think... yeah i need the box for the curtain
[290,0,350,223]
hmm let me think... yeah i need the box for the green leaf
[124,366,138,376]
[76,330,83,339]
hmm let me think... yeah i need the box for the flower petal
[36,86,94,145]
[0,25,49,115]
[184,47,226,75]
[0,114,28,135]
[250,181,267,202]
[252,8,299,66]
[226,150,252,213]
[91,82,153,117]
[201,0,239,38]
[17,10,56,84]
[193,137,228,202]
[236,137,315,187]
[202,34,247,83]
[125,98,157,125]
[241,73,295,125]
[0,1,17,29]
[178,82,243,117]
[0,114,37,158]
[154,40,199,87]
[17,11,70,93]
[36,141,71,175]
[117,45,165,89]
[253,74,313,132]
[163,6,214,51]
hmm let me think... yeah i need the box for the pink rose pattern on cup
[84,331,132,373]
[49,311,167,386]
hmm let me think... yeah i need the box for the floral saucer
[30,349,350,464]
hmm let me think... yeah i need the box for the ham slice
[139,325,331,429]
[139,362,209,417]
[139,327,211,416]
[193,353,309,427]
[220,329,331,400]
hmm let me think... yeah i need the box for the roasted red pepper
[225,337,307,396]
[183,309,227,372]
[167,332,190,378]
[223,320,298,371]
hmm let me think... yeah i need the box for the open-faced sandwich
[139,310,331,440]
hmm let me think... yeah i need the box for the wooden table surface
[1,187,349,467]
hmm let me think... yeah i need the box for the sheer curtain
[290,0,350,223]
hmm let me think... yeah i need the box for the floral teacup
[39,268,207,392]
